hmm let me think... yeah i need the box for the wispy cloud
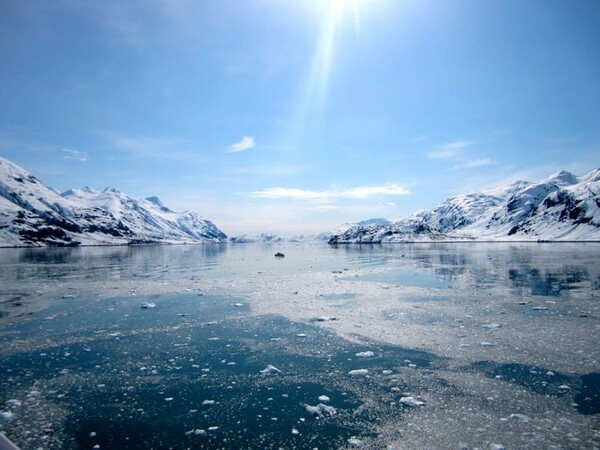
[425,139,495,171]
[312,205,341,212]
[103,133,193,160]
[234,163,306,176]
[450,158,493,171]
[427,140,473,159]
[228,136,256,153]
[249,184,410,200]
[62,148,88,162]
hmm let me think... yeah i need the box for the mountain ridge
[329,168,600,243]
[0,157,227,247]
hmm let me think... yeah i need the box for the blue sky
[1,0,599,236]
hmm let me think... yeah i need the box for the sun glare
[287,0,366,144]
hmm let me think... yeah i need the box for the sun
[316,0,363,33]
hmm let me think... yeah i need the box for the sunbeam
[287,0,364,145]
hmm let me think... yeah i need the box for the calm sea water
[0,242,599,449]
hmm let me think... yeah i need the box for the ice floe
[260,365,282,375]
[303,403,337,418]
[348,369,369,376]
[400,396,425,407]
[140,302,157,309]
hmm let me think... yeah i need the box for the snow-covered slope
[329,169,600,243]
[0,157,227,247]
[229,233,284,243]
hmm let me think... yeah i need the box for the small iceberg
[140,302,157,309]
[400,396,425,407]
[348,369,369,376]
[303,403,337,418]
[316,316,336,322]
[260,365,282,375]
[185,429,207,437]
[355,351,375,358]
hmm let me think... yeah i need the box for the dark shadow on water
[468,361,600,415]
[575,373,600,415]
[0,294,446,449]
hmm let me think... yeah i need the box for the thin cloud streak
[449,158,494,170]
[228,136,256,153]
[249,184,410,200]
[62,148,88,162]
[105,133,193,160]
[427,140,474,159]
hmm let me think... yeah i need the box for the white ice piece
[303,403,337,418]
[140,302,157,309]
[260,365,282,375]
[400,396,425,407]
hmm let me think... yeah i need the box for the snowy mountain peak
[145,196,173,213]
[0,156,227,247]
[546,170,579,186]
[329,168,600,243]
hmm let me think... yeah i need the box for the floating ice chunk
[164,397,174,402]
[208,426,219,431]
[318,395,330,403]
[291,428,300,435]
[6,399,22,408]
[202,400,215,406]
[303,403,337,418]
[348,438,362,448]
[546,371,555,377]
[0,411,14,421]
[62,294,76,299]
[234,303,244,307]
[317,316,336,322]
[509,413,531,422]
[297,333,307,338]
[140,302,157,309]
[185,429,207,437]
[349,369,369,376]
[482,323,502,329]
[382,370,393,375]
[532,306,549,311]
[400,396,425,407]
[90,432,97,437]
[355,351,375,358]
[558,384,571,390]
[480,342,494,347]
[260,365,282,375]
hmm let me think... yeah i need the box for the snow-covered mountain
[312,218,392,242]
[329,169,600,243]
[229,233,284,243]
[0,157,227,247]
